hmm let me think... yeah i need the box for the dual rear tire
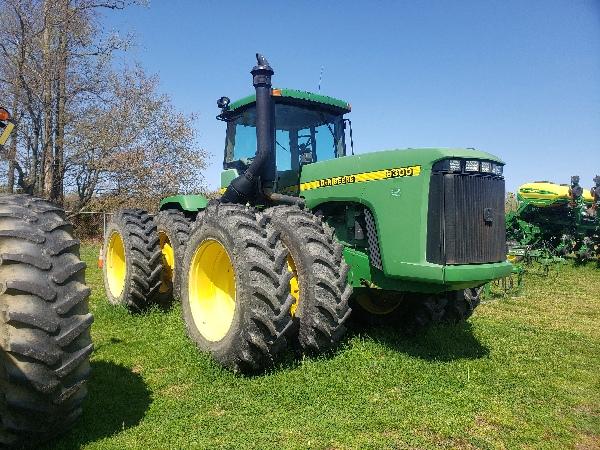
[103,209,163,311]
[103,209,191,311]
[155,210,191,303]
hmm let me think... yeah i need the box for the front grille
[427,171,506,265]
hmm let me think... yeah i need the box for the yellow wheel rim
[188,239,236,342]
[287,255,300,316]
[159,231,175,293]
[356,291,401,315]
[106,231,126,297]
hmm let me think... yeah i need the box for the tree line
[0,0,205,212]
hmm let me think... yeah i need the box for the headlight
[448,159,461,172]
[465,160,480,172]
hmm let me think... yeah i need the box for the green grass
[48,245,600,449]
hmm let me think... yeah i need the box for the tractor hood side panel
[299,148,511,287]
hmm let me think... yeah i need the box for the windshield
[224,103,346,171]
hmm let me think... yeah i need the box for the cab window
[225,102,345,171]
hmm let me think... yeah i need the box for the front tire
[401,294,447,335]
[0,194,93,447]
[181,203,294,373]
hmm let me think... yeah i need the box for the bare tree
[0,0,205,209]
[66,67,205,212]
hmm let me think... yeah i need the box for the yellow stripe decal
[299,165,422,192]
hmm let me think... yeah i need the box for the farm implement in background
[506,175,600,263]
[0,107,15,146]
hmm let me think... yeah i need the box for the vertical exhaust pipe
[252,54,276,189]
[221,54,275,204]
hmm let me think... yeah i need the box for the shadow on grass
[351,321,489,362]
[46,361,152,449]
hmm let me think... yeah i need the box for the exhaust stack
[221,54,275,204]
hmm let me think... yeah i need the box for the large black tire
[442,288,482,324]
[0,194,93,447]
[181,203,294,373]
[103,209,162,312]
[400,294,447,335]
[155,209,191,303]
[265,205,352,355]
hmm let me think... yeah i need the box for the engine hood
[299,147,503,193]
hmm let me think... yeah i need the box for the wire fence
[68,211,113,242]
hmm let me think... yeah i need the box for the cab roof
[225,88,351,116]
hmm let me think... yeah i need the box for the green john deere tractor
[0,107,93,447]
[103,55,512,373]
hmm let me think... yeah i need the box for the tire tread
[0,194,92,447]
[265,205,352,355]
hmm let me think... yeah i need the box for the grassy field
[47,245,599,449]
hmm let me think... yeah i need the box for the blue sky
[103,0,600,193]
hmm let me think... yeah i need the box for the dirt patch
[574,403,600,418]
[474,415,502,433]
[575,433,600,450]
[161,383,192,399]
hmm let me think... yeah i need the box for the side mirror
[300,152,313,165]
[217,96,230,111]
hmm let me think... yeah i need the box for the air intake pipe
[221,54,276,204]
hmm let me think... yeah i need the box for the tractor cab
[218,89,351,193]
